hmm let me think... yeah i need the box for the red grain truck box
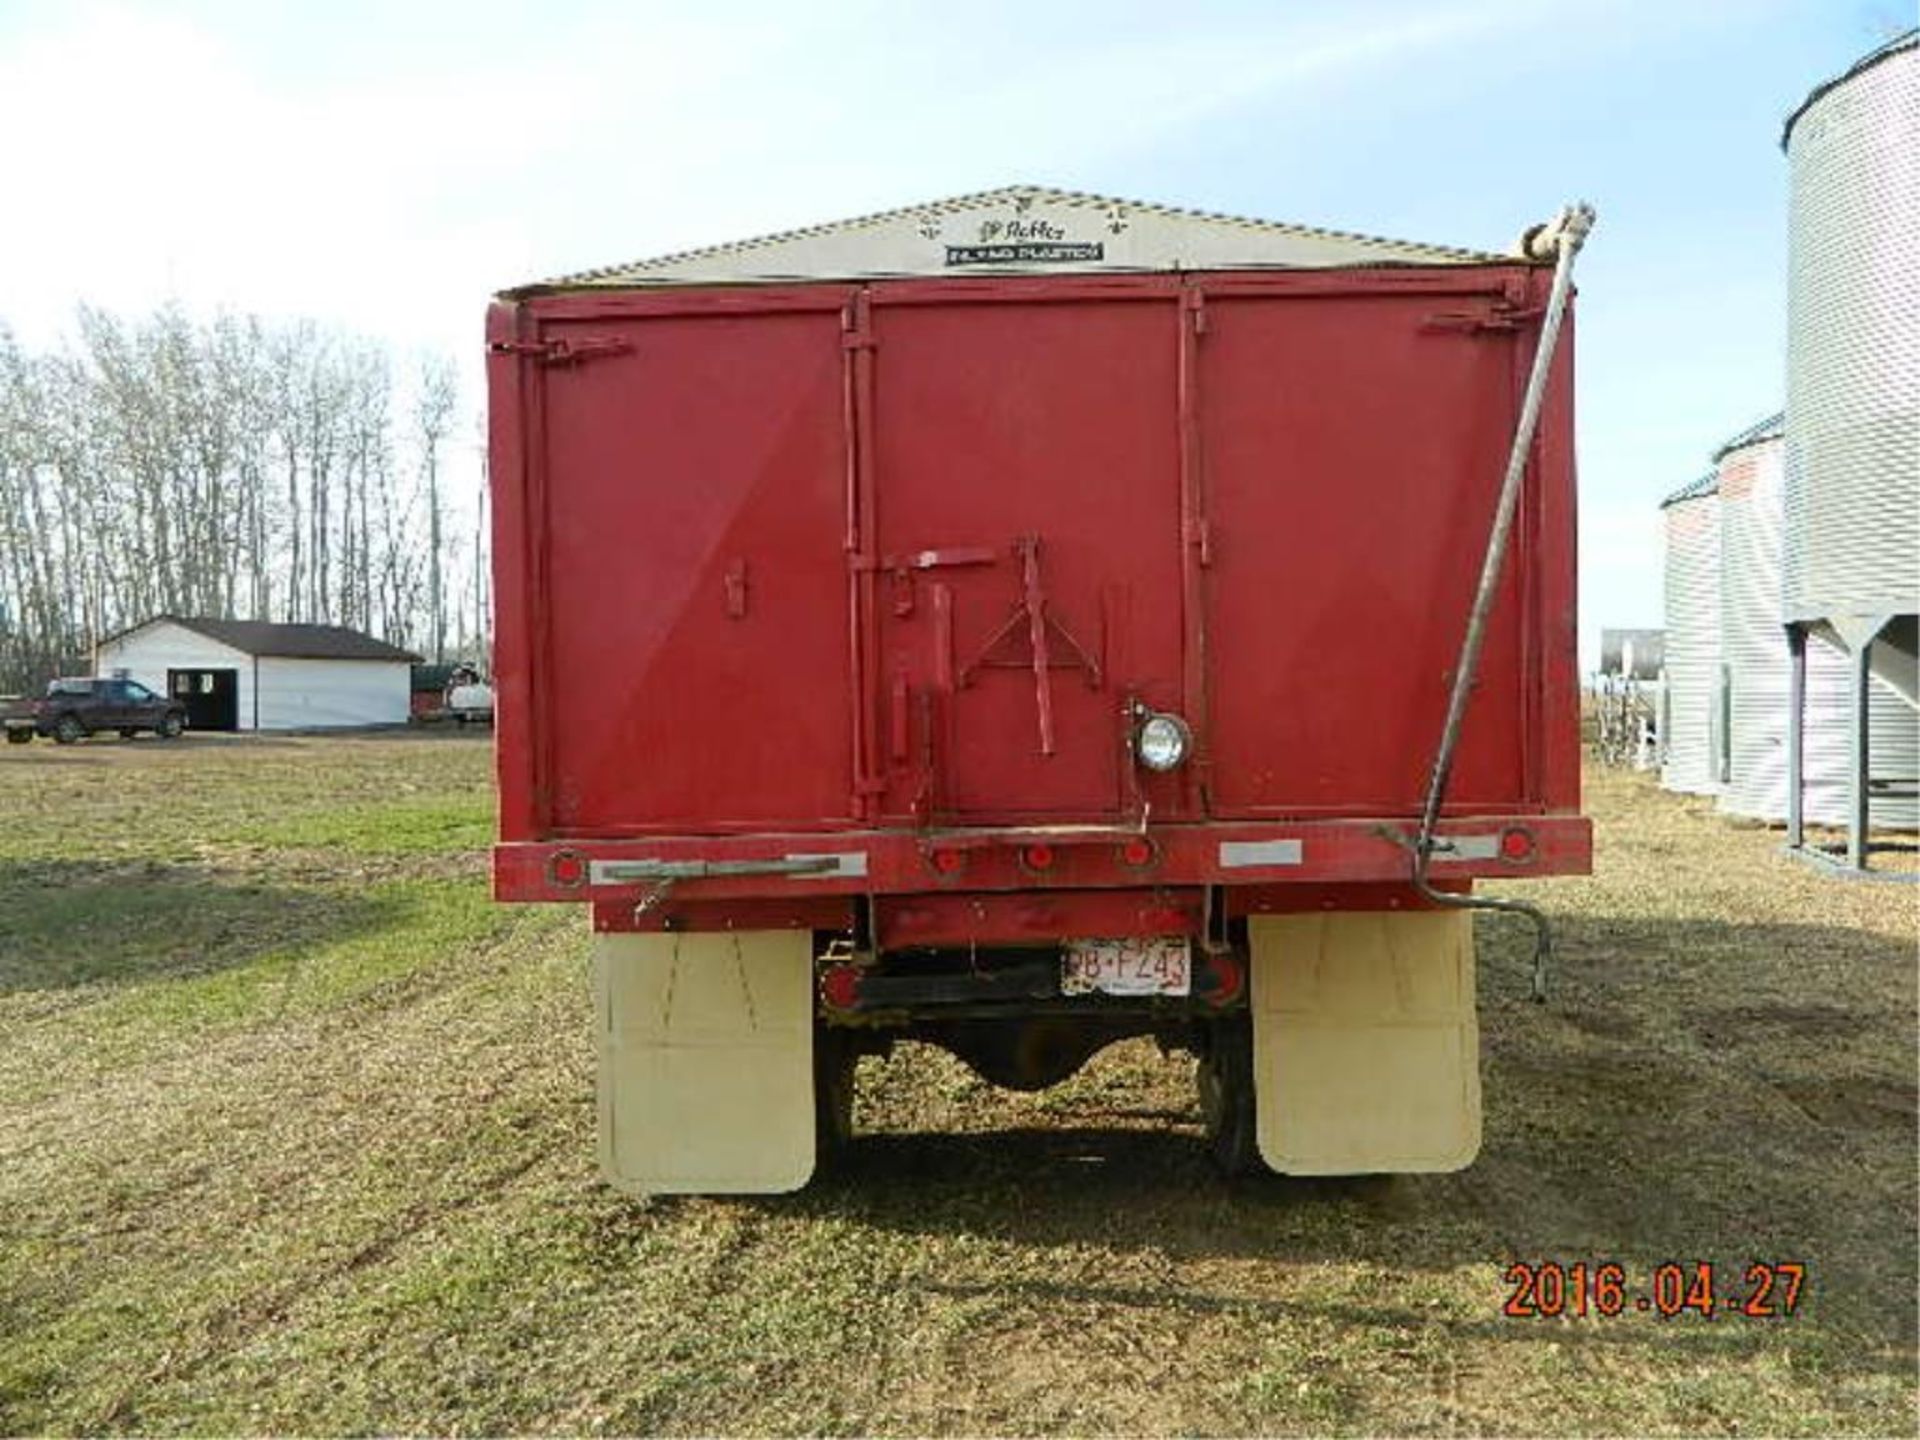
[486,186,1593,1194]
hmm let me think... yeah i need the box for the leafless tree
[413,354,459,664]
[0,304,478,693]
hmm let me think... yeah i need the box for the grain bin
[1712,422,1916,826]
[1780,32,1920,862]
[1659,472,1721,795]
[1781,31,1918,624]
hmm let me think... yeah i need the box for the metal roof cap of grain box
[504,184,1520,294]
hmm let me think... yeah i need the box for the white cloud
[0,0,1819,656]
[0,0,1633,347]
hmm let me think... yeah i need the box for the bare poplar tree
[413,354,459,664]
[0,302,472,693]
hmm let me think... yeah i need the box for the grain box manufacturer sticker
[941,211,1111,266]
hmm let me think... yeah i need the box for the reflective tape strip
[783,851,869,879]
[586,853,866,886]
[1219,839,1304,868]
[1429,835,1500,862]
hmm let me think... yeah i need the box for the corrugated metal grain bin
[1782,31,1919,624]
[1659,474,1722,795]
[1712,423,1916,826]
[1713,430,1841,820]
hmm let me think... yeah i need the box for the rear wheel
[157,712,184,739]
[52,715,84,745]
[119,727,138,739]
[814,1025,858,1167]
[1197,1016,1263,1177]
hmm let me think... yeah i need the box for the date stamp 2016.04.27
[1502,1261,1807,1320]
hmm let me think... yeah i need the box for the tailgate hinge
[1183,287,1208,334]
[1421,300,1545,335]
[842,296,876,350]
[1187,516,1213,566]
[487,335,633,366]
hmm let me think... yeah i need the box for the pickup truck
[444,663,495,726]
[2,677,188,744]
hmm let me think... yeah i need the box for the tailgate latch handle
[487,335,633,367]
[956,535,1103,756]
[864,546,998,617]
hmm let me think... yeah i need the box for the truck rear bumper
[495,814,1591,907]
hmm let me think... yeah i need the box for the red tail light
[1499,827,1537,862]
[820,965,861,1010]
[1200,949,1244,1006]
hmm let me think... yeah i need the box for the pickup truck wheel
[1197,1016,1263,1178]
[157,713,184,739]
[119,727,138,739]
[5,728,29,745]
[52,715,84,745]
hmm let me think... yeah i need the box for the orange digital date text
[1501,1260,1806,1319]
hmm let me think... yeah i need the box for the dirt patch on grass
[1687,1000,1865,1044]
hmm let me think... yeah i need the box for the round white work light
[1135,712,1193,772]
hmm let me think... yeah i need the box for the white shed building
[94,617,421,732]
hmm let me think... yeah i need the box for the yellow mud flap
[595,930,815,1196]
[1249,911,1480,1174]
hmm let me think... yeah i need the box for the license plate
[1061,937,1191,997]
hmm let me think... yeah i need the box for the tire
[5,728,29,745]
[52,714,84,746]
[157,712,184,739]
[119,728,138,739]
[1197,1016,1263,1178]
[814,1025,859,1168]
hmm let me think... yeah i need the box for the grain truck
[485,186,1594,1194]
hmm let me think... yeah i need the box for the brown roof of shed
[101,615,422,663]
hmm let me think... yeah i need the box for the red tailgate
[519,293,856,834]
[1198,272,1567,817]
[866,285,1190,825]
[490,263,1580,867]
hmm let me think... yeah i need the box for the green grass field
[0,734,1914,1435]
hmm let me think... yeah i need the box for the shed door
[868,294,1187,824]
[169,668,238,731]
